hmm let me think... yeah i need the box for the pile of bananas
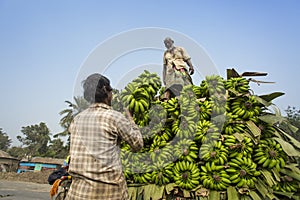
[116,71,300,199]
[253,139,286,171]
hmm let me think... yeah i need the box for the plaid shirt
[66,103,143,200]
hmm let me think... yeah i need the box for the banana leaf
[208,190,220,200]
[128,186,144,200]
[276,127,300,149]
[280,168,300,182]
[260,170,277,187]
[270,104,282,117]
[259,114,285,125]
[259,114,298,134]
[259,92,285,103]
[285,164,300,174]
[165,183,176,194]
[227,186,239,200]
[254,95,272,107]
[273,137,300,157]
[255,179,268,199]
[249,191,262,200]
[273,191,294,199]
[143,184,165,200]
[271,168,281,182]
[245,120,261,137]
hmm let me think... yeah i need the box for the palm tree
[56,96,90,138]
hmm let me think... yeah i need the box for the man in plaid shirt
[66,74,143,200]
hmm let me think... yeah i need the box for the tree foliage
[17,122,51,157]
[57,96,89,137]
[284,106,300,141]
[46,138,69,158]
[0,128,12,151]
[7,146,26,159]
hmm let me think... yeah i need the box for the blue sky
[1,0,300,145]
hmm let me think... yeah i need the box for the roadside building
[17,157,64,173]
[0,150,20,172]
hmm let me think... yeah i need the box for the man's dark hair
[82,73,112,103]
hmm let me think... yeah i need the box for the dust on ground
[0,171,53,184]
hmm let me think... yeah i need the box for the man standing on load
[163,37,195,100]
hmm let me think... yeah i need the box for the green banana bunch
[222,113,246,135]
[224,77,250,96]
[173,160,201,190]
[199,140,228,165]
[121,148,148,182]
[181,96,200,123]
[149,138,167,151]
[199,79,209,98]
[194,119,220,144]
[230,95,262,120]
[200,162,231,190]
[223,135,254,158]
[152,126,173,143]
[209,94,227,116]
[161,97,180,118]
[132,171,153,184]
[179,85,198,109]
[111,89,124,112]
[256,120,277,139]
[226,156,260,188]
[173,138,199,163]
[128,87,150,114]
[121,150,133,181]
[132,70,161,93]
[253,138,287,171]
[171,115,197,139]
[205,75,226,96]
[135,112,150,127]
[130,153,153,184]
[273,175,299,193]
[150,161,174,186]
[195,99,212,120]
[120,82,138,107]
[149,143,175,164]
[192,85,202,98]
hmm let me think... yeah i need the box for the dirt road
[0,180,51,200]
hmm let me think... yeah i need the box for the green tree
[17,122,51,157]
[7,146,26,159]
[285,106,300,141]
[56,96,89,137]
[0,128,12,151]
[46,138,69,158]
